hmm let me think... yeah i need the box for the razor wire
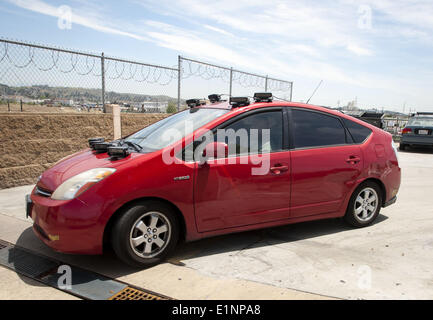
[181,59,231,82]
[104,59,177,86]
[179,56,293,101]
[0,40,178,86]
[232,70,266,89]
[0,39,293,113]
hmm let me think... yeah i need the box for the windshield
[407,117,433,127]
[125,108,229,152]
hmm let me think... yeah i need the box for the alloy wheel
[354,187,379,222]
[129,211,171,258]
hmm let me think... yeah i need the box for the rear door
[288,108,363,218]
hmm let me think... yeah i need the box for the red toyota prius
[26,93,401,267]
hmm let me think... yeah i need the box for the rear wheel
[344,181,382,227]
[111,201,179,267]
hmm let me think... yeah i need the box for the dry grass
[0,103,102,113]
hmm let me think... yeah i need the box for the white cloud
[145,0,374,56]
[8,0,147,40]
[203,25,234,37]
[346,43,373,56]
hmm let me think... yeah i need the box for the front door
[194,109,291,232]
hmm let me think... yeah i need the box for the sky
[0,0,432,112]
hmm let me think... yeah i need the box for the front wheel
[111,201,179,268]
[344,182,382,227]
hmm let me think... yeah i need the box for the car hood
[37,148,145,192]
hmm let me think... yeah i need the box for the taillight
[391,140,399,164]
[402,128,412,134]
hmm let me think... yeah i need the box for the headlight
[51,168,116,200]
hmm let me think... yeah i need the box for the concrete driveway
[0,148,432,300]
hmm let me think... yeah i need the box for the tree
[166,102,177,113]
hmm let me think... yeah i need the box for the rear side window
[292,109,346,149]
[342,118,372,143]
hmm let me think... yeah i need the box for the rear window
[407,117,433,127]
[343,118,372,143]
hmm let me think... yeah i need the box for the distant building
[53,99,74,106]
[131,101,168,113]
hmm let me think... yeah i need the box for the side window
[218,111,283,156]
[342,118,372,143]
[292,109,346,149]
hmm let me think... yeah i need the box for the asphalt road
[0,146,432,300]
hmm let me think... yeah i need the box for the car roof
[196,100,342,117]
[195,100,378,131]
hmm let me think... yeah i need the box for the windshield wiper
[118,139,143,152]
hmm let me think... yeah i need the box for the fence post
[112,105,122,140]
[290,82,293,101]
[7,100,10,112]
[229,67,233,97]
[20,99,23,112]
[177,55,182,111]
[101,52,106,113]
[265,75,268,92]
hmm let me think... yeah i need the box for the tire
[399,143,406,151]
[344,181,382,228]
[111,200,179,268]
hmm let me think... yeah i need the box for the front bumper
[27,189,104,255]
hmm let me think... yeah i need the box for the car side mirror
[202,142,228,159]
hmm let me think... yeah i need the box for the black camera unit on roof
[229,96,250,107]
[253,92,273,102]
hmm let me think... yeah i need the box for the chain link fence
[178,56,293,110]
[0,38,293,113]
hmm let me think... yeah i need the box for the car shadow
[9,214,388,289]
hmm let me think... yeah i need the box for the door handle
[270,164,289,175]
[346,156,361,164]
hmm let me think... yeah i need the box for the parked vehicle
[341,110,385,129]
[26,93,401,267]
[400,112,433,151]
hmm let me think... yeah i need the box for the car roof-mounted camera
[186,99,206,108]
[229,97,250,108]
[253,92,273,103]
[208,94,222,103]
